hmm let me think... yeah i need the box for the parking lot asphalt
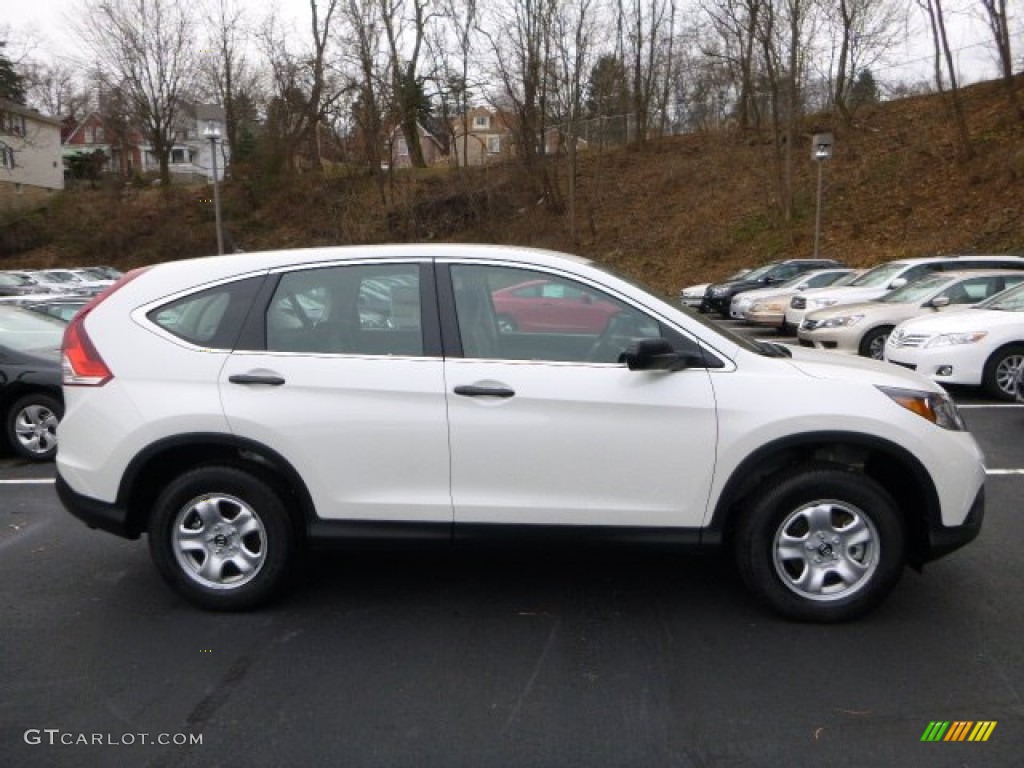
[1,331,1022,767]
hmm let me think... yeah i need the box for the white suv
[57,245,986,622]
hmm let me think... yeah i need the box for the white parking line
[987,469,1024,476]
[0,479,55,484]
[959,404,1024,409]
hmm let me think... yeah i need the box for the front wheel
[148,466,297,610]
[734,465,904,622]
[858,325,894,359]
[982,344,1024,401]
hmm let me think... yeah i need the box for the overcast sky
[2,0,1007,90]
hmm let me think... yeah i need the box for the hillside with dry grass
[2,75,1023,294]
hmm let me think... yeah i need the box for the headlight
[817,314,864,328]
[876,386,966,431]
[924,332,987,348]
[807,298,839,309]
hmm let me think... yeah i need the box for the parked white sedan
[884,282,1024,399]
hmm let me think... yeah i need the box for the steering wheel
[587,311,639,363]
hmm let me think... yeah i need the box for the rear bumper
[56,472,139,540]
[923,486,984,563]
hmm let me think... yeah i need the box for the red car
[491,279,622,333]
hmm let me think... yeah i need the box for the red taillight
[62,267,151,387]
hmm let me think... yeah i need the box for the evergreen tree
[850,69,880,108]
[0,42,27,104]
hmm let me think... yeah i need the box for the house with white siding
[0,98,64,210]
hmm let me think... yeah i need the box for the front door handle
[229,373,286,386]
[454,385,515,398]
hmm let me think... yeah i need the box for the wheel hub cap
[172,495,267,590]
[773,500,880,602]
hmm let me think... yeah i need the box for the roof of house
[0,98,62,127]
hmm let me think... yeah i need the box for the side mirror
[888,278,908,290]
[620,338,697,371]
[929,296,951,309]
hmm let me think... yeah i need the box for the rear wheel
[6,393,62,462]
[982,344,1024,401]
[148,466,297,610]
[734,465,904,622]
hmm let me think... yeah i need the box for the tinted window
[266,264,423,356]
[148,276,264,349]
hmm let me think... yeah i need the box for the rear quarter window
[147,275,265,349]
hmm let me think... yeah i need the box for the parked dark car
[701,258,844,317]
[0,305,65,461]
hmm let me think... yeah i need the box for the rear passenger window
[266,264,423,356]
[148,276,264,349]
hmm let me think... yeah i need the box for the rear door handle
[229,374,286,386]
[453,385,515,398]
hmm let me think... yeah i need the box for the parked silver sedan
[798,271,1024,359]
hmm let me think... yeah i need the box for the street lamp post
[811,132,833,260]
[203,121,224,256]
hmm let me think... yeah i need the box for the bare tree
[481,0,559,197]
[978,0,1022,121]
[22,60,91,120]
[701,0,764,131]
[435,0,477,169]
[915,0,972,159]
[618,0,675,143]
[380,0,433,168]
[551,0,600,241]
[201,0,261,169]
[257,1,341,172]
[81,0,199,186]
[339,0,390,178]
[825,0,904,123]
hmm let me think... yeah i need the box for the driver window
[450,264,683,364]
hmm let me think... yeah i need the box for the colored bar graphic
[921,721,996,742]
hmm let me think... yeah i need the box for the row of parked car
[0,266,122,462]
[680,255,1024,400]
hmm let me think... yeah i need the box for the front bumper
[923,486,985,563]
[56,472,139,540]
[701,295,732,315]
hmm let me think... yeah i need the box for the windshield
[848,262,908,287]
[833,271,862,286]
[0,305,67,353]
[976,282,1024,312]
[733,263,775,282]
[35,271,79,284]
[876,273,950,303]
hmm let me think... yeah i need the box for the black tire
[858,325,894,360]
[6,392,63,462]
[734,464,904,623]
[148,466,297,610]
[982,343,1024,401]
